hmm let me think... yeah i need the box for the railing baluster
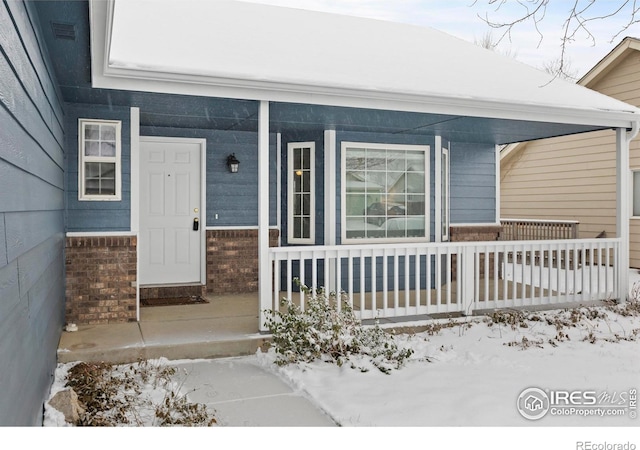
[287,257,292,308]
[383,250,388,316]
[426,249,432,309]
[446,248,452,310]
[404,250,410,314]
[394,250,400,313]
[371,254,377,315]
[436,247,442,312]
[360,253,365,317]
[300,255,306,310]
[312,251,318,294]
[336,252,342,312]
[348,252,354,309]
[415,249,421,311]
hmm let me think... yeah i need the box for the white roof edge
[92,1,640,130]
[580,37,640,87]
[502,36,640,161]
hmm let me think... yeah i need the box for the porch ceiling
[34,1,632,145]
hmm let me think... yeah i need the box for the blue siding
[140,126,278,227]
[65,103,131,231]
[0,0,65,425]
[450,142,496,223]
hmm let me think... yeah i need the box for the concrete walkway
[171,357,337,426]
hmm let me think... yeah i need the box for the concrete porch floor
[57,293,271,364]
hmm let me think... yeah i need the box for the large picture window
[288,142,315,244]
[342,142,430,242]
[78,119,122,201]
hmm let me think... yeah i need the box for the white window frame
[441,146,450,241]
[341,141,431,244]
[78,118,122,201]
[287,142,315,244]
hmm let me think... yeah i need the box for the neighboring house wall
[501,130,617,237]
[501,49,640,267]
[0,1,65,425]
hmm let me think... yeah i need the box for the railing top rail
[500,218,580,225]
[269,237,620,255]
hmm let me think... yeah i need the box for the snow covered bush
[264,281,413,373]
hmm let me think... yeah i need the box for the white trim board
[66,231,137,237]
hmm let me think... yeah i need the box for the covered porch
[85,0,640,332]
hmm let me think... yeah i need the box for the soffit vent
[51,22,76,40]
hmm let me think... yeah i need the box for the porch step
[57,321,272,365]
[57,293,269,365]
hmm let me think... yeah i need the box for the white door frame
[137,135,207,286]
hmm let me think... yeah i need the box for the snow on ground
[36,272,640,448]
[256,308,639,427]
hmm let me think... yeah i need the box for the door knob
[193,218,199,231]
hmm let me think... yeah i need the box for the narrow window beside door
[288,142,315,244]
[78,119,122,201]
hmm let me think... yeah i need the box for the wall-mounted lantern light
[226,153,240,173]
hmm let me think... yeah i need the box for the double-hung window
[342,142,430,243]
[288,142,315,244]
[78,119,121,201]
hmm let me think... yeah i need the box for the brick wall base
[65,236,137,325]
[450,225,502,242]
[206,229,279,294]
[449,225,502,280]
[65,229,280,324]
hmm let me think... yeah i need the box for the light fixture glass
[226,153,240,173]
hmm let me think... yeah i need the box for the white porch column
[616,127,631,301]
[324,130,337,292]
[434,135,442,243]
[258,101,270,331]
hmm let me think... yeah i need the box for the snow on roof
[108,0,640,119]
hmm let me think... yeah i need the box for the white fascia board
[91,1,640,130]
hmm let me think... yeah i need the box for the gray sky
[244,0,640,78]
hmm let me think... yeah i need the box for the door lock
[193,217,199,231]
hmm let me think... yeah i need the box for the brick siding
[450,225,502,242]
[206,229,279,294]
[65,236,137,325]
[449,225,502,280]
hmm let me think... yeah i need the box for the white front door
[139,137,205,285]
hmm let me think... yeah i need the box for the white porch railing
[265,238,620,323]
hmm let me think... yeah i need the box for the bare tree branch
[472,0,640,79]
